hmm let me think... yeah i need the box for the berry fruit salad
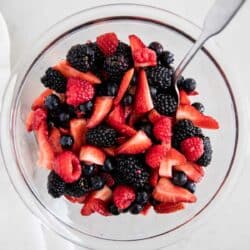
[26,32,219,216]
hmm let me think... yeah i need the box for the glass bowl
[0,3,245,250]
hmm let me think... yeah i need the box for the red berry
[145,144,168,169]
[100,173,115,187]
[180,137,204,162]
[79,145,106,165]
[81,198,110,216]
[54,151,82,183]
[113,185,136,210]
[26,108,47,131]
[31,88,53,110]
[154,202,185,214]
[153,117,172,143]
[149,169,159,187]
[49,127,63,154]
[66,78,95,106]
[96,32,119,56]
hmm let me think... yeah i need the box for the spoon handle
[175,0,246,79]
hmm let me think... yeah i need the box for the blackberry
[146,66,172,90]
[86,125,118,147]
[196,136,212,166]
[116,42,133,66]
[149,86,158,98]
[65,177,91,197]
[192,102,205,113]
[116,155,150,189]
[103,54,130,77]
[41,68,67,93]
[96,82,118,96]
[172,119,203,149]
[153,93,177,116]
[88,42,104,69]
[159,51,174,66]
[47,171,65,198]
[66,44,95,72]
[148,41,164,55]
[178,78,196,93]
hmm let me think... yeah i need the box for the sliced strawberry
[116,136,127,144]
[27,108,47,131]
[26,111,34,132]
[176,104,219,129]
[31,89,53,110]
[107,104,125,124]
[149,169,159,187]
[140,203,152,215]
[70,118,87,152]
[113,185,136,210]
[154,202,185,214]
[64,194,88,204]
[153,117,172,144]
[116,130,152,155]
[129,34,146,51]
[159,148,186,178]
[54,60,101,84]
[79,145,106,165]
[148,109,162,123]
[49,127,63,154]
[134,69,154,114]
[81,198,110,216]
[133,47,157,67]
[36,122,55,169]
[54,151,82,183]
[128,112,143,127]
[114,68,134,105]
[179,90,191,105]
[59,127,70,135]
[124,105,133,120]
[106,119,136,137]
[91,185,113,202]
[188,91,199,96]
[152,178,197,203]
[87,96,113,129]
[102,147,116,156]
[96,32,119,56]
[174,162,204,183]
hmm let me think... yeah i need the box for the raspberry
[180,137,204,162]
[47,171,65,198]
[100,173,115,187]
[145,144,168,169]
[196,136,212,166]
[113,185,136,210]
[96,32,119,56]
[66,78,95,106]
[54,151,82,183]
[153,94,177,116]
[116,42,133,66]
[41,68,67,93]
[153,117,172,143]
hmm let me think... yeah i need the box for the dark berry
[179,78,196,93]
[90,176,105,191]
[58,111,71,128]
[88,42,104,69]
[41,68,67,93]
[143,183,153,192]
[154,93,177,116]
[122,94,133,106]
[82,164,97,176]
[115,42,133,67]
[86,125,118,147]
[196,136,212,166]
[159,51,174,66]
[96,82,118,96]
[149,197,160,206]
[66,44,95,72]
[109,204,120,215]
[60,135,74,149]
[65,177,91,197]
[184,181,196,193]
[148,41,164,55]
[130,73,137,86]
[150,86,157,98]
[102,158,115,172]
[129,203,143,214]
[116,155,150,189]
[172,171,188,186]
[134,121,153,138]
[192,102,205,113]
[79,101,93,118]
[44,94,61,110]
[136,191,149,205]
[47,171,65,198]
[146,66,172,90]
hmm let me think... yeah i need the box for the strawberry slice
[26,108,47,132]
[174,162,204,183]
[154,202,185,214]
[36,122,55,169]
[114,68,134,105]
[153,117,172,144]
[159,149,186,178]
[81,198,110,216]
[148,109,162,123]
[87,96,113,129]
[106,119,136,137]
[102,147,116,157]
[96,32,119,56]
[179,90,191,105]
[107,104,125,124]
[149,169,160,187]
[79,145,106,165]
[64,194,88,204]
[129,34,146,51]
[70,118,87,152]
[188,91,199,96]
[49,127,63,154]
[153,178,197,203]
[134,69,154,114]
[54,60,101,84]
[91,185,113,202]
[26,111,35,132]
[140,203,152,216]
[176,104,219,129]
[128,112,143,127]
[116,130,152,155]
[31,88,53,110]
[124,105,133,120]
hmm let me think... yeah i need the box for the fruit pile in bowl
[26,32,219,216]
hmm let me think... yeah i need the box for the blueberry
[172,171,188,186]
[149,41,164,55]
[58,112,71,127]
[131,73,137,86]
[90,176,105,190]
[44,94,60,110]
[122,94,133,106]
[79,101,93,117]
[129,203,143,214]
[134,121,153,138]
[179,78,196,93]
[192,102,205,113]
[136,191,149,205]
[83,164,96,176]
[150,86,157,98]
[184,181,196,193]
[109,204,120,215]
[107,83,118,96]
[60,135,74,149]
[102,158,115,172]
[159,51,174,66]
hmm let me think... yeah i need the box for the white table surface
[0,0,250,249]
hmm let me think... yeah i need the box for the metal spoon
[174,0,246,104]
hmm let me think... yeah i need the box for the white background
[0,0,250,249]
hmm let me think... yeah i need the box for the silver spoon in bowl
[174,0,246,104]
